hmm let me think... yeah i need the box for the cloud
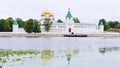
[0,0,120,23]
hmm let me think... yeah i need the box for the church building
[12,9,104,34]
[40,9,104,34]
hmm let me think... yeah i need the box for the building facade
[40,9,104,34]
[12,9,104,34]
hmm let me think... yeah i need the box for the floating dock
[64,34,87,37]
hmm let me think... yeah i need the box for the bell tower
[13,20,18,33]
[65,8,74,33]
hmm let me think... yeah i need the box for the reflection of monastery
[13,9,104,34]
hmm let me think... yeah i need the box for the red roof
[114,28,120,32]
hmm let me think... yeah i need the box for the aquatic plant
[0,49,40,66]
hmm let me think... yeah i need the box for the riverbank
[88,33,120,37]
[0,32,64,37]
[0,32,120,37]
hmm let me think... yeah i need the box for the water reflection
[0,46,120,68]
[99,47,120,54]
[41,49,54,63]
[65,50,72,64]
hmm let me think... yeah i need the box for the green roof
[13,20,18,25]
[66,10,72,19]
[99,21,103,26]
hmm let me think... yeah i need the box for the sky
[0,0,120,24]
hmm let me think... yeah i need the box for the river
[0,37,120,68]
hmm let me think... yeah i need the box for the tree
[16,18,24,28]
[73,17,80,23]
[57,19,63,23]
[24,19,34,33]
[24,19,41,33]
[114,21,120,28]
[107,21,115,28]
[115,24,120,28]
[106,23,111,31]
[44,20,51,32]
[3,20,11,32]
[33,20,41,33]
[0,19,5,32]
[6,17,13,31]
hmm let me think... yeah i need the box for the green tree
[0,19,5,32]
[16,18,24,28]
[3,20,11,32]
[57,19,63,23]
[106,23,111,31]
[115,24,120,28]
[114,21,120,28]
[44,20,51,32]
[73,17,80,23]
[107,21,115,28]
[7,17,13,31]
[24,19,34,33]
[33,20,41,33]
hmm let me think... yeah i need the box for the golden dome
[41,13,45,16]
[41,10,54,17]
[44,10,51,14]
[49,13,54,16]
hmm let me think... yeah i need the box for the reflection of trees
[99,47,120,54]
[41,49,54,63]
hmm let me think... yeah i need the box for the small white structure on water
[40,9,104,34]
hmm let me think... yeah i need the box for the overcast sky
[0,0,120,23]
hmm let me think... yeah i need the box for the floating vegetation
[41,49,54,63]
[0,49,40,66]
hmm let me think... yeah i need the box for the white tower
[65,9,74,33]
[99,21,104,33]
[13,20,18,33]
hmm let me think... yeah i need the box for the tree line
[0,17,41,33]
[1,17,120,33]
[99,19,120,31]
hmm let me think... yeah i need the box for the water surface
[0,37,120,68]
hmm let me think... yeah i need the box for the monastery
[13,9,104,34]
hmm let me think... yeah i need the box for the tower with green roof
[98,21,104,32]
[13,20,18,25]
[13,19,18,32]
[66,9,73,20]
[65,8,74,33]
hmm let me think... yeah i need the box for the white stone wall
[44,24,101,34]
[18,28,26,33]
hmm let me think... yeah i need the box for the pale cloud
[0,0,120,23]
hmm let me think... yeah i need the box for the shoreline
[0,32,120,37]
